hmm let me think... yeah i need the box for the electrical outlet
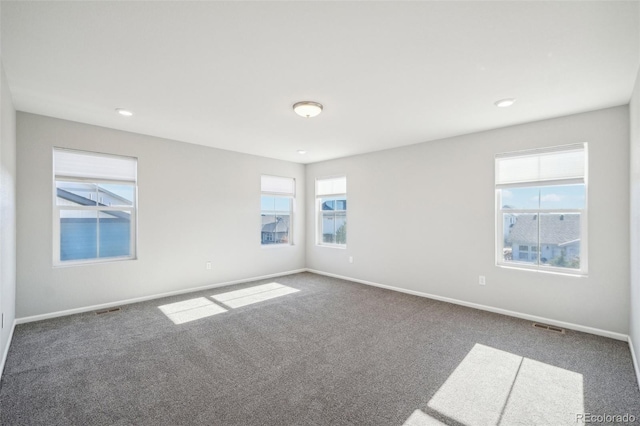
[349,256,354,264]
[479,275,486,285]
[206,262,212,270]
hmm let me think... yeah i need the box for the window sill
[53,256,136,268]
[316,244,347,250]
[496,262,587,278]
[261,243,294,249]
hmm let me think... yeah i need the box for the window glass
[322,200,335,211]
[539,185,585,209]
[260,196,292,245]
[98,184,135,206]
[316,176,347,247]
[60,210,98,261]
[98,210,132,258]
[496,144,586,274]
[538,213,581,270]
[261,196,275,211]
[260,175,295,246]
[54,148,137,265]
[273,197,290,212]
[56,181,97,206]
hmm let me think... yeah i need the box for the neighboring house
[57,185,132,208]
[261,215,290,244]
[57,184,132,260]
[502,206,517,242]
[507,214,580,264]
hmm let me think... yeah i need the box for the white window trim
[495,144,588,276]
[260,195,294,248]
[53,148,138,267]
[260,175,295,247]
[315,176,347,248]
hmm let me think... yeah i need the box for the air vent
[96,307,121,315]
[533,322,565,334]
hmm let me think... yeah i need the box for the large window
[261,175,294,245]
[53,148,137,265]
[316,176,347,247]
[496,144,587,275]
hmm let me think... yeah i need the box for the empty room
[0,1,639,425]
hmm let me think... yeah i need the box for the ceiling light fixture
[116,108,134,117]
[494,98,516,108]
[293,101,323,118]
[297,150,307,155]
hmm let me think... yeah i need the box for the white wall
[630,64,640,369]
[16,113,305,318]
[307,106,630,334]
[0,63,16,370]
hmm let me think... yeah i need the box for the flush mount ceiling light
[494,98,516,108]
[297,150,307,155]
[116,108,134,117]
[293,101,323,118]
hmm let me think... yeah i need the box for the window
[53,148,137,265]
[316,176,347,246]
[496,144,587,275]
[261,175,294,245]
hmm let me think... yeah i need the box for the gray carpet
[1,272,639,425]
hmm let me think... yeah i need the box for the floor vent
[533,322,565,334]
[96,307,121,315]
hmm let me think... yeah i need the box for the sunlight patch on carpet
[402,409,448,425]
[426,343,583,425]
[158,297,227,324]
[211,282,299,308]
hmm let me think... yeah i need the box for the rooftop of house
[507,214,580,246]
[261,216,290,233]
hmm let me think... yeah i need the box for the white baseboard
[0,319,16,377]
[629,336,640,390]
[307,269,628,341]
[16,269,307,325]
[12,266,631,342]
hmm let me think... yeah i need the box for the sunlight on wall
[426,343,583,425]
[211,282,299,309]
[158,297,227,325]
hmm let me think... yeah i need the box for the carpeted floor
[1,272,639,425]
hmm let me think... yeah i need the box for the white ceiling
[2,1,639,164]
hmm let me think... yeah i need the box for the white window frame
[260,175,295,247]
[315,176,347,248]
[495,143,588,276]
[53,148,138,266]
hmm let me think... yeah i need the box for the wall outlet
[479,275,486,285]
[206,261,212,270]
[349,256,354,264]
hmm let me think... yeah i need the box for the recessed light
[116,108,134,117]
[494,98,515,108]
[297,150,307,155]
[293,101,323,118]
